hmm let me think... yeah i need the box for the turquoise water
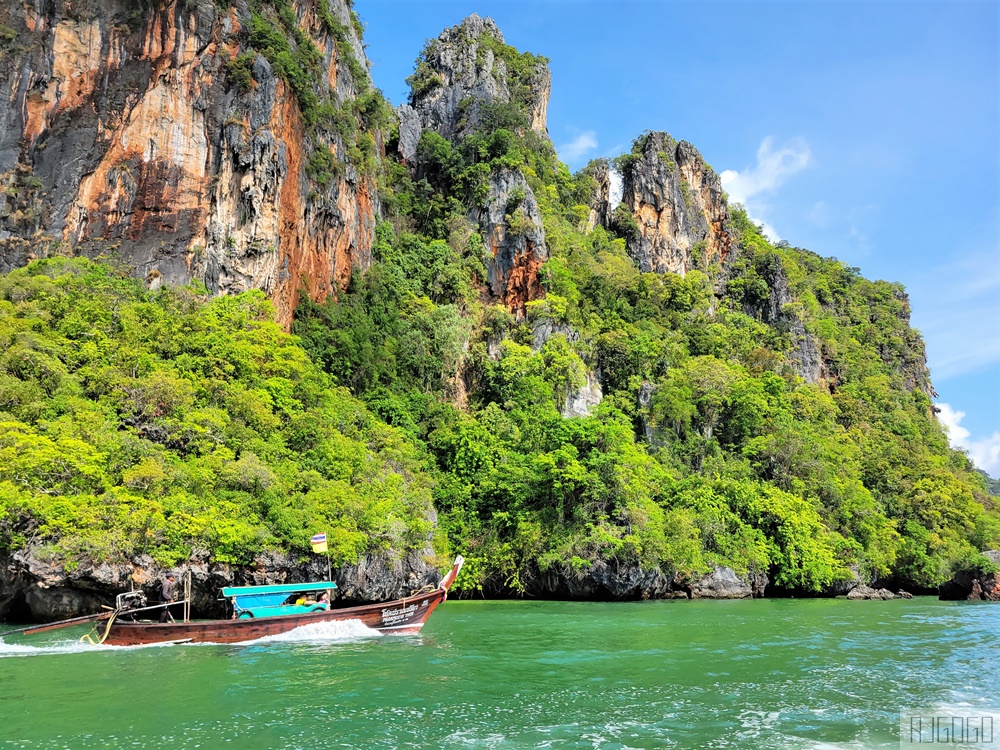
[1,598,997,748]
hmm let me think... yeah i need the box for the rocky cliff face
[615,131,736,276]
[747,253,933,393]
[0,0,377,327]
[584,159,617,232]
[938,550,1000,601]
[400,14,550,317]
[520,561,767,600]
[880,287,935,396]
[404,14,549,144]
[748,257,829,384]
[468,168,547,313]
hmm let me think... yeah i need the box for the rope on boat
[81,610,119,645]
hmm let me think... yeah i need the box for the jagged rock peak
[448,13,506,43]
[581,159,619,232]
[615,131,736,276]
[403,13,551,147]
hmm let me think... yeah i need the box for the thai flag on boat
[310,532,328,553]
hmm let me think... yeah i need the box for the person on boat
[159,572,177,623]
[316,592,330,610]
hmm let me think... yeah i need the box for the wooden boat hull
[104,587,447,646]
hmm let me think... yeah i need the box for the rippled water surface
[1,598,997,748]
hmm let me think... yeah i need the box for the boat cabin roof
[221,581,338,597]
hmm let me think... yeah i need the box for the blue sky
[358,0,1000,476]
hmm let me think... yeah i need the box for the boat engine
[116,590,147,613]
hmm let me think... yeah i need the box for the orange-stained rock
[468,169,548,318]
[0,0,377,328]
[618,131,736,276]
[398,14,551,316]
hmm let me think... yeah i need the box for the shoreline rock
[1,547,963,624]
[939,551,1000,601]
[847,585,900,600]
[516,561,767,601]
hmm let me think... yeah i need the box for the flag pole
[310,532,332,603]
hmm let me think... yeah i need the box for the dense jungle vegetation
[0,17,995,596]
[0,260,435,568]
[292,29,998,593]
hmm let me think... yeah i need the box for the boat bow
[438,555,465,593]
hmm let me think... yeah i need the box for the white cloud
[757,219,783,243]
[938,402,1000,477]
[849,225,871,254]
[720,136,812,205]
[938,403,972,443]
[557,130,598,164]
[721,136,813,241]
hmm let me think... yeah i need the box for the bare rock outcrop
[743,256,830,384]
[617,132,736,276]
[469,168,547,316]
[401,15,552,316]
[0,0,377,327]
[562,373,603,419]
[939,551,1000,601]
[847,585,899,600]
[405,14,550,143]
[582,159,618,232]
[685,566,768,599]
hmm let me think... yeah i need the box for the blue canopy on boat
[221,581,338,598]
[231,592,291,609]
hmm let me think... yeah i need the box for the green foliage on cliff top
[979,470,1000,497]
[0,259,435,568]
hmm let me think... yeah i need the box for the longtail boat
[9,556,464,646]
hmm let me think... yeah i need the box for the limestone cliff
[0,0,378,327]
[400,14,550,317]
[746,255,829,385]
[613,131,736,276]
[742,250,934,394]
[403,14,550,146]
[583,159,617,232]
[468,168,546,313]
